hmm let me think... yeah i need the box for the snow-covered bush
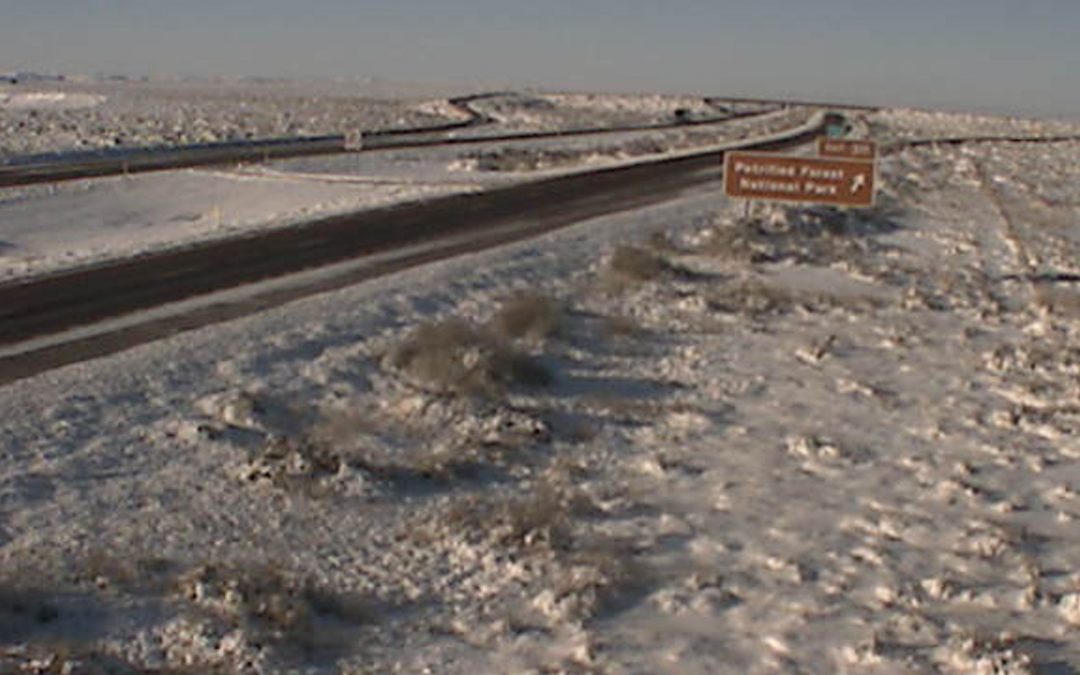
[489,291,564,343]
[385,317,552,397]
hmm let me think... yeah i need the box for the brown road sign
[818,137,877,160]
[724,151,876,207]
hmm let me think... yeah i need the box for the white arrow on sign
[850,173,867,194]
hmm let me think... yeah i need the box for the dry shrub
[350,439,499,485]
[240,435,346,496]
[386,318,478,387]
[711,278,872,316]
[580,393,668,424]
[608,245,668,282]
[647,230,678,254]
[247,435,456,493]
[439,481,573,551]
[707,279,803,316]
[708,278,888,318]
[490,292,563,342]
[495,351,554,389]
[696,223,772,262]
[601,313,643,339]
[697,203,905,269]
[1035,282,1080,318]
[432,454,598,546]
[433,471,648,624]
[546,539,646,622]
[245,402,554,495]
[386,318,552,397]
[176,563,368,652]
[75,550,176,595]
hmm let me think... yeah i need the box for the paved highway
[0,118,829,385]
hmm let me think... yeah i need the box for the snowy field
[461,92,740,132]
[2,105,1080,673]
[0,79,767,160]
[0,78,479,158]
[868,108,1080,144]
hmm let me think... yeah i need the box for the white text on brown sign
[724,152,875,207]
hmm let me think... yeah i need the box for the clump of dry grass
[489,292,563,343]
[600,313,644,340]
[695,222,776,263]
[245,401,553,493]
[235,434,347,494]
[68,549,179,599]
[424,457,591,549]
[646,230,679,254]
[694,204,904,267]
[429,461,649,625]
[438,481,574,551]
[176,562,368,652]
[607,245,669,282]
[706,279,805,316]
[579,393,669,424]
[242,433,468,494]
[385,317,552,397]
[707,277,889,318]
[240,435,346,496]
[1034,282,1080,318]
[543,538,645,623]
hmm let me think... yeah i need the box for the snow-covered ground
[2,106,1080,673]
[0,79,769,161]
[0,78,472,158]
[0,91,107,111]
[868,108,1080,144]
[464,92,736,132]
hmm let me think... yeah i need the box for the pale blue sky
[2,1,1078,117]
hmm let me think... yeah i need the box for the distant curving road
[0,93,781,188]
